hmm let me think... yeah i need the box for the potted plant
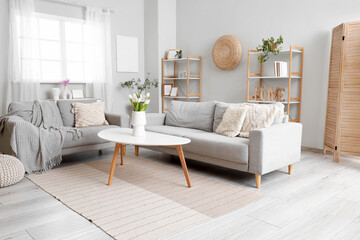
[256,35,283,63]
[120,73,158,137]
[175,50,182,59]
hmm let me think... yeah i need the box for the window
[18,13,88,83]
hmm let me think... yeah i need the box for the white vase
[62,85,71,99]
[51,88,60,100]
[131,111,146,137]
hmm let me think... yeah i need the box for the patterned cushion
[0,154,25,188]
[71,102,109,128]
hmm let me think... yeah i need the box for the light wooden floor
[1,147,360,240]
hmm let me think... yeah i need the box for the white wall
[0,0,145,115]
[176,0,360,149]
[144,0,176,113]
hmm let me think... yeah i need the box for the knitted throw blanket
[239,104,284,138]
[0,101,81,173]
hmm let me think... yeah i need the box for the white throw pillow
[215,106,248,137]
[71,102,109,128]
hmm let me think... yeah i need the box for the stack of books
[274,61,288,77]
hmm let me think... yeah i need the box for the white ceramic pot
[131,111,146,137]
[51,88,60,100]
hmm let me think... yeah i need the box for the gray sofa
[132,101,303,188]
[0,99,129,156]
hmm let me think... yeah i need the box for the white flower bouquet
[129,93,151,112]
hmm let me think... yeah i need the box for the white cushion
[216,106,248,137]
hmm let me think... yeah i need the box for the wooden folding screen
[324,21,360,162]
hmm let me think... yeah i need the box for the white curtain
[85,7,113,112]
[7,0,40,109]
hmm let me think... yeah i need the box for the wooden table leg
[121,145,125,165]
[135,145,139,156]
[175,145,191,188]
[108,143,120,186]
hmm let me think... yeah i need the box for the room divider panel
[324,21,360,162]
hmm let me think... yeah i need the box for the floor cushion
[0,154,25,188]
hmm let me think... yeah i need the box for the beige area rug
[28,156,262,240]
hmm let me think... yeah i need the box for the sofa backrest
[57,99,98,127]
[8,101,35,113]
[165,101,216,132]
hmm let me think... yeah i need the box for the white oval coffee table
[98,128,192,188]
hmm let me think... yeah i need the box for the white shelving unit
[162,55,201,112]
[247,45,304,122]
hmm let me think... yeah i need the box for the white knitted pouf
[0,154,25,188]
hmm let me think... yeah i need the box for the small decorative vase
[62,85,70,99]
[51,88,60,100]
[131,111,146,137]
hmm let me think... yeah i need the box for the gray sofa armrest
[145,113,166,126]
[0,116,32,155]
[105,113,131,128]
[248,122,302,175]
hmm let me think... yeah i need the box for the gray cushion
[63,125,119,149]
[57,99,98,127]
[165,101,216,132]
[146,125,249,164]
[213,102,286,131]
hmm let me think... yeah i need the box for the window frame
[21,13,88,83]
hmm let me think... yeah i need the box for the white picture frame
[116,35,139,72]
[163,83,173,96]
[170,87,178,97]
[72,89,84,99]
[167,49,181,59]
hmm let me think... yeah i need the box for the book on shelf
[274,61,288,77]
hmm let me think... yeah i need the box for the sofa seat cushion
[145,125,249,164]
[63,125,119,149]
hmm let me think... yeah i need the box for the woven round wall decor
[212,35,242,70]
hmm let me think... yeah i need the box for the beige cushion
[71,102,109,128]
[215,106,248,137]
[240,104,283,138]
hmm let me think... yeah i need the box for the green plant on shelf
[175,50,182,59]
[256,35,283,63]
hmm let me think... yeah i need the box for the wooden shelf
[164,96,200,99]
[248,76,301,79]
[248,100,299,104]
[247,45,304,123]
[164,77,200,80]
[162,55,201,112]
[163,58,200,62]
[249,48,303,55]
